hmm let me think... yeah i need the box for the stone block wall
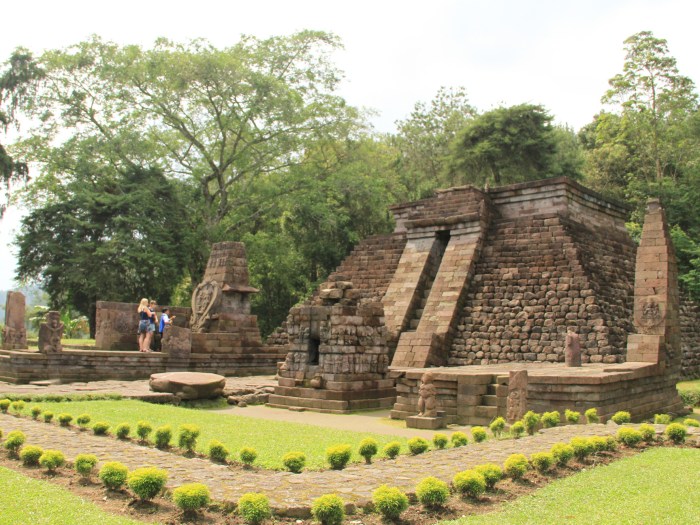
[680,299,700,379]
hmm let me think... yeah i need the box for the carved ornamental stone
[2,291,27,350]
[506,370,528,423]
[565,329,582,367]
[38,311,64,353]
[417,371,438,417]
[190,280,222,333]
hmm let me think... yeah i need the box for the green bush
[616,427,643,447]
[173,483,211,514]
[432,433,449,449]
[530,452,554,474]
[522,411,540,435]
[282,451,306,473]
[504,453,529,480]
[178,424,200,452]
[4,430,26,454]
[654,414,672,425]
[415,476,450,508]
[154,425,172,449]
[588,436,608,453]
[584,408,600,424]
[565,409,581,424]
[570,437,594,460]
[639,423,657,443]
[665,423,688,444]
[550,443,575,467]
[679,390,700,406]
[471,426,487,443]
[489,417,506,437]
[541,411,560,428]
[240,447,258,467]
[43,411,54,423]
[474,463,503,490]
[605,436,618,452]
[57,413,73,426]
[99,461,129,490]
[30,406,42,419]
[311,494,345,525]
[684,418,699,427]
[407,436,430,455]
[383,441,401,459]
[10,400,25,414]
[92,421,110,435]
[115,423,131,440]
[74,454,98,478]
[136,421,153,441]
[451,431,468,447]
[453,469,486,498]
[611,411,632,425]
[19,445,43,466]
[372,485,409,520]
[238,492,272,524]
[38,450,65,472]
[128,467,168,501]
[510,421,525,438]
[76,413,91,429]
[358,438,379,463]
[0,399,10,413]
[326,444,352,469]
[208,440,230,463]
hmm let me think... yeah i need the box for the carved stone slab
[149,371,225,400]
[506,370,528,422]
[2,291,27,350]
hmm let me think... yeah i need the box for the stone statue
[565,328,582,367]
[417,372,438,417]
[38,311,64,353]
[506,370,528,422]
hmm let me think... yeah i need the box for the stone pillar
[565,329,582,367]
[2,291,27,350]
[163,325,192,371]
[506,370,528,423]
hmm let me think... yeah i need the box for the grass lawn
[678,379,700,392]
[445,447,700,525]
[0,466,151,525]
[24,400,410,469]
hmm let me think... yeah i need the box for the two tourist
[137,298,157,352]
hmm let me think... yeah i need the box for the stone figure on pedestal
[417,372,437,417]
[38,311,64,353]
[565,328,582,367]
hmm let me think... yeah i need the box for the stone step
[475,405,498,419]
[486,384,498,395]
[409,319,420,329]
[480,395,499,407]
[414,308,424,317]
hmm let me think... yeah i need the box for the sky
[1,0,699,290]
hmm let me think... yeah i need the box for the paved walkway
[1,413,656,516]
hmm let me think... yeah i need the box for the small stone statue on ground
[38,311,64,353]
[417,371,438,417]
[565,328,582,367]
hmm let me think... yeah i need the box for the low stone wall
[680,299,700,379]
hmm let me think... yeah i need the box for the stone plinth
[2,291,27,350]
[149,371,226,400]
[406,415,445,430]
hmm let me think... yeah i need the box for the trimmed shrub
[240,447,258,467]
[570,437,594,460]
[383,441,401,459]
[154,425,172,449]
[372,485,409,520]
[680,390,700,407]
[74,454,98,478]
[471,426,487,443]
[451,432,468,447]
[208,440,230,463]
[238,492,272,525]
[415,476,449,508]
[115,423,131,440]
[639,423,657,443]
[665,423,688,444]
[432,433,449,450]
[541,411,560,428]
[604,436,618,452]
[311,494,345,525]
[99,461,129,490]
[30,406,42,419]
[503,453,529,480]
[19,445,43,466]
[474,463,503,490]
[489,417,506,437]
[136,421,153,441]
[407,436,430,455]
[684,418,699,427]
[178,424,200,452]
[43,411,54,423]
[76,413,91,429]
[550,443,575,467]
[654,414,672,425]
[510,421,525,438]
[57,413,73,427]
[616,427,643,447]
[565,409,581,424]
[282,451,306,473]
[584,408,599,424]
[38,450,65,472]
[358,438,379,464]
[611,411,632,425]
[530,452,554,474]
[173,483,211,514]
[522,411,540,435]
[4,430,26,455]
[326,444,352,470]
[453,469,486,498]
[10,400,25,414]
[588,436,608,454]
[92,422,110,435]
[0,399,10,413]
[128,467,168,501]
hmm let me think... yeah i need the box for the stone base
[268,384,396,413]
[406,415,445,429]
